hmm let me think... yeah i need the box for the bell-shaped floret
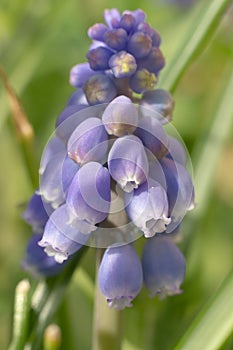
[98,244,143,310]
[68,117,109,165]
[38,205,87,263]
[66,162,111,227]
[150,157,194,232]
[88,23,108,41]
[102,95,138,136]
[66,89,88,106]
[142,235,186,298]
[108,135,149,192]
[166,135,187,165]
[125,180,171,237]
[22,233,67,278]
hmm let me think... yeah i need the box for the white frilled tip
[107,296,134,310]
[151,285,183,300]
[38,241,68,264]
[119,178,140,193]
[144,215,171,238]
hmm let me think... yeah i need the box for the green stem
[92,249,124,350]
[8,280,31,350]
[28,247,87,350]
[159,0,232,93]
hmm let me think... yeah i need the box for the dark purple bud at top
[88,23,108,41]
[125,180,171,238]
[67,117,109,164]
[142,235,186,298]
[22,233,67,278]
[104,28,128,50]
[67,162,111,226]
[134,115,168,159]
[138,47,165,75]
[108,135,149,192]
[22,192,53,233]
[109,51,137,78]
[129,69,157,94]
[119,13,135,32]
[86,47,113,71]
[128,9,146,27]
[151,29,161,47]
[83,74,117,105]
[98,244,143,310]
[128,32,152,59]
[140,89,175,124]
[104,8,121,29]
[69,63,96,88]
[38,205,85,263]
[102,95,138,136]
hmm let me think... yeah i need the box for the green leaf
[175,270,233,350]
[159,0,232,92]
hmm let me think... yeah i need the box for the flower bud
[88,23,108,41]
[142,235,186,298]
[109,51,137,78]
[98,244,143,309]
[86,47,113,71]
[130,69,157,94]
[83,74,117,105]
[138,47,165,75]
[69,63,96,88]
[104,28,128,50]
[104,9,121,29]
[128,32,152,59]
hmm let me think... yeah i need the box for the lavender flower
[108,135,149,192]
[66,162,111,229]
[38,205,86,263]
[22,233,67,278]
[102,95,138,136]
[125,180,171,238]
[98,244,143,310]
[67,117,109,164]
[142,235,186,298]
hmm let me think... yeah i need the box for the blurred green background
[0,0,233,349]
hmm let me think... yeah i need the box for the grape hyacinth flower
[21,8,195,311]
[142,235,186,298]
[22,233,67,278]
[98,244,143,310]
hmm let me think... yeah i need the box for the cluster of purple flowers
[22,8,194,310]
